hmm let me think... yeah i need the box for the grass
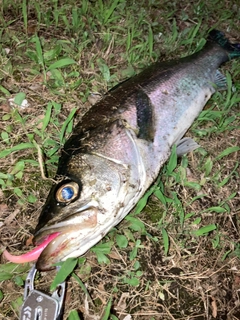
[0,0,240,319]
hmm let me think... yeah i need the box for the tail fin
[208,30,240,59]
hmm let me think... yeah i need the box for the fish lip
[35,225,91,270]
[33,225,79,248]
[33,229,60,246]
[33,231,59,246]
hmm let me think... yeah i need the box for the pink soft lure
[3,232,60,264]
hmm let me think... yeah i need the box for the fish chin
[35,206,100,270]
[36,230,79,270]
[36,227,107,270]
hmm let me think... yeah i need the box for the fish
[3,30,240,270]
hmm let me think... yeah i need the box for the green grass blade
[59,108,77,144]
[72,273,90,298]
[154,188,167,206]
[22,0,28,31]
[0,85,11,96]
[34,35,47,81]
[206,206,226,213]
[161,228,169,255]
[0,143,35,158]
[148,24,153,57]
[225,71,233,107]
[41,102,53,133]
[50,257,78,291]
[68,310,81,320]
[34,36,44,66]
[103,0,120,24]
[134,187,154,214]
[47,58,76,71]
[215,146,240,161]
[166,145,177,174]
[102,298,112,320]
[0,263,30,281]
[193,224,217,236]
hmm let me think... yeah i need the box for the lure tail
[208,29,240,59]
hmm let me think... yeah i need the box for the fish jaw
[34,205,99,270]
[35,225,102,270]
[35,230,80,270]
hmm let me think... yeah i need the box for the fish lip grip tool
[20,264,66,320]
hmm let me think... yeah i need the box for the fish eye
[55,181,79,203]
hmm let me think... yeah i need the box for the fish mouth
[34,228,81,270]
[3,206,99,270]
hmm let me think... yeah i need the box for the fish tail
[208,30,240,60]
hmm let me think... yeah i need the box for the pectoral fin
[176,137,200,156]
[214,70,228,90]
[136,89,155,141]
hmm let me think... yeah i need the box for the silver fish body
[28,30,240,270]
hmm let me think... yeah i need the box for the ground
[0,1,240,319]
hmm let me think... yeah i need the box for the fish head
[32,148,139,270]
[33,177,101,270]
